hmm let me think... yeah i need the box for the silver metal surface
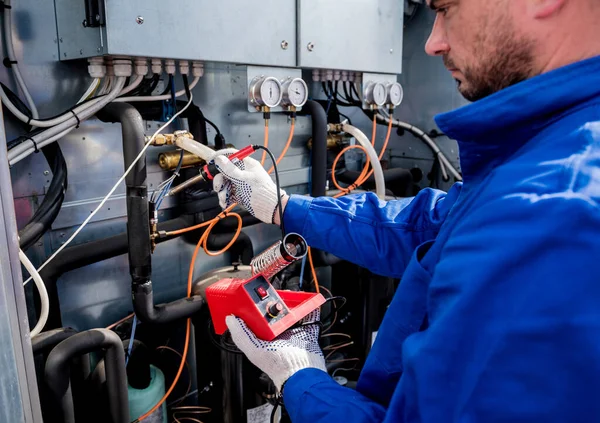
[55,0,297,67]
[297,0,404,73]
[246,66,304,113]
[250,233,307,281]
[361,73,399,110]
[0,106,42,421]
[7,0,460,334]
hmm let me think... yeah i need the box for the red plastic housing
[205,274,326,341]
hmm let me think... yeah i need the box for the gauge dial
[281,77,308,108]
[365,81,387,107]
[249,76,283,108]
[386,82,404,107]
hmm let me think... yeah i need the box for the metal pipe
[159,150,205,170]
[44,329,129,423]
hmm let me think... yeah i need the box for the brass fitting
[158,151,205,171]
[147,130,193,146]
[307,133,344,150]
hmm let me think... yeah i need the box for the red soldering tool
[167,145,259,196]
[200,144,259,181]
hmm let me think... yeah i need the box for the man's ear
[527,0,566,19]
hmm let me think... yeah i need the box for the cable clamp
[69,109,81,128]
[3,57,17,68]
[25,136,39,153]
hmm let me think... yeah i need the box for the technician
[212,0,600,421]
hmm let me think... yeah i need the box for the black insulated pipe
[98,104,206,324]
[299,101,327,197]
[45,329,129,423]
[32,327,78,355]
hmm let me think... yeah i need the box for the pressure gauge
[281,77,308,109]
[386,82,404,107]
[249,76,283,109]
[364,81,387,107]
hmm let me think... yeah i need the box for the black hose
[19,143,68,250]
[1,83,69,250]
[45,329,129,423]
[298,101,327,197]
[32,327,78,354]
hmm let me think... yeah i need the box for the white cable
[376,113,462,182]
[9,126,76,165]
[8,77,127,164]
[19,249,49,337]
[23,94,194,285]
[117,75,143,96]
[76,78,101,104]
[115,76,200,102]
[3,2,38,120]
[340,122,386,200]
[175,135,216,160]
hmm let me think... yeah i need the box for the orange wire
[354,112,393,187]
[138,119,293,421]
[268,119,295,174]
[136,222,206,422]
[330,115,377,198]
[332,113,394,198]
[105,312,134,330]
[260,119,269,165]
[307,247,320,293]
[331,144,369,192]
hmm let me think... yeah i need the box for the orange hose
[260,119,269,165]
[136,209,242,422]
[358,113,393,186]
[371,112,377,146]
[331,144,369,192]
[332,113,394,198]
[268,119,295,174]
[138,119,294,421]
[330,115,377,198]
[135,235,197,422]
[307,247,320,293]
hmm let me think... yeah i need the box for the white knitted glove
[212,154,286,224]
[225,310,327,392]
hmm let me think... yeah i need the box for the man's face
[425,0,537,101]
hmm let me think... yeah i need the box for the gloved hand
[212,154,286,224]
[225,310,327,392]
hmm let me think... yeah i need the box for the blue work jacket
[282,55,600,422]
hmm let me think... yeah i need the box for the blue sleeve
[283,369,386,422]
[397,193,600,422]
[283,185,461,278]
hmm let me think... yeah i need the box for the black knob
[268,302,284,317]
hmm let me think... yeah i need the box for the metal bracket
[82,0,106,28]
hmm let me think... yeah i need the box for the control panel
[243,275,290,324]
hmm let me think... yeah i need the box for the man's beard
[444,30,536,102]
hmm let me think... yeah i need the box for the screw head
[43,170,49,176]
[59,38,63,43]
[95,14,101,21]
[82,19,88,27]
[307,42,315,52]
[390,48,394,54]
[80,49,83,55]
[281,40,289,50]
[136,16,144,25]
[97,47,102,53]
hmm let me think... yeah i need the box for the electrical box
[54,0,403,74]
[54,0,297,66]
[297,0,404,73]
